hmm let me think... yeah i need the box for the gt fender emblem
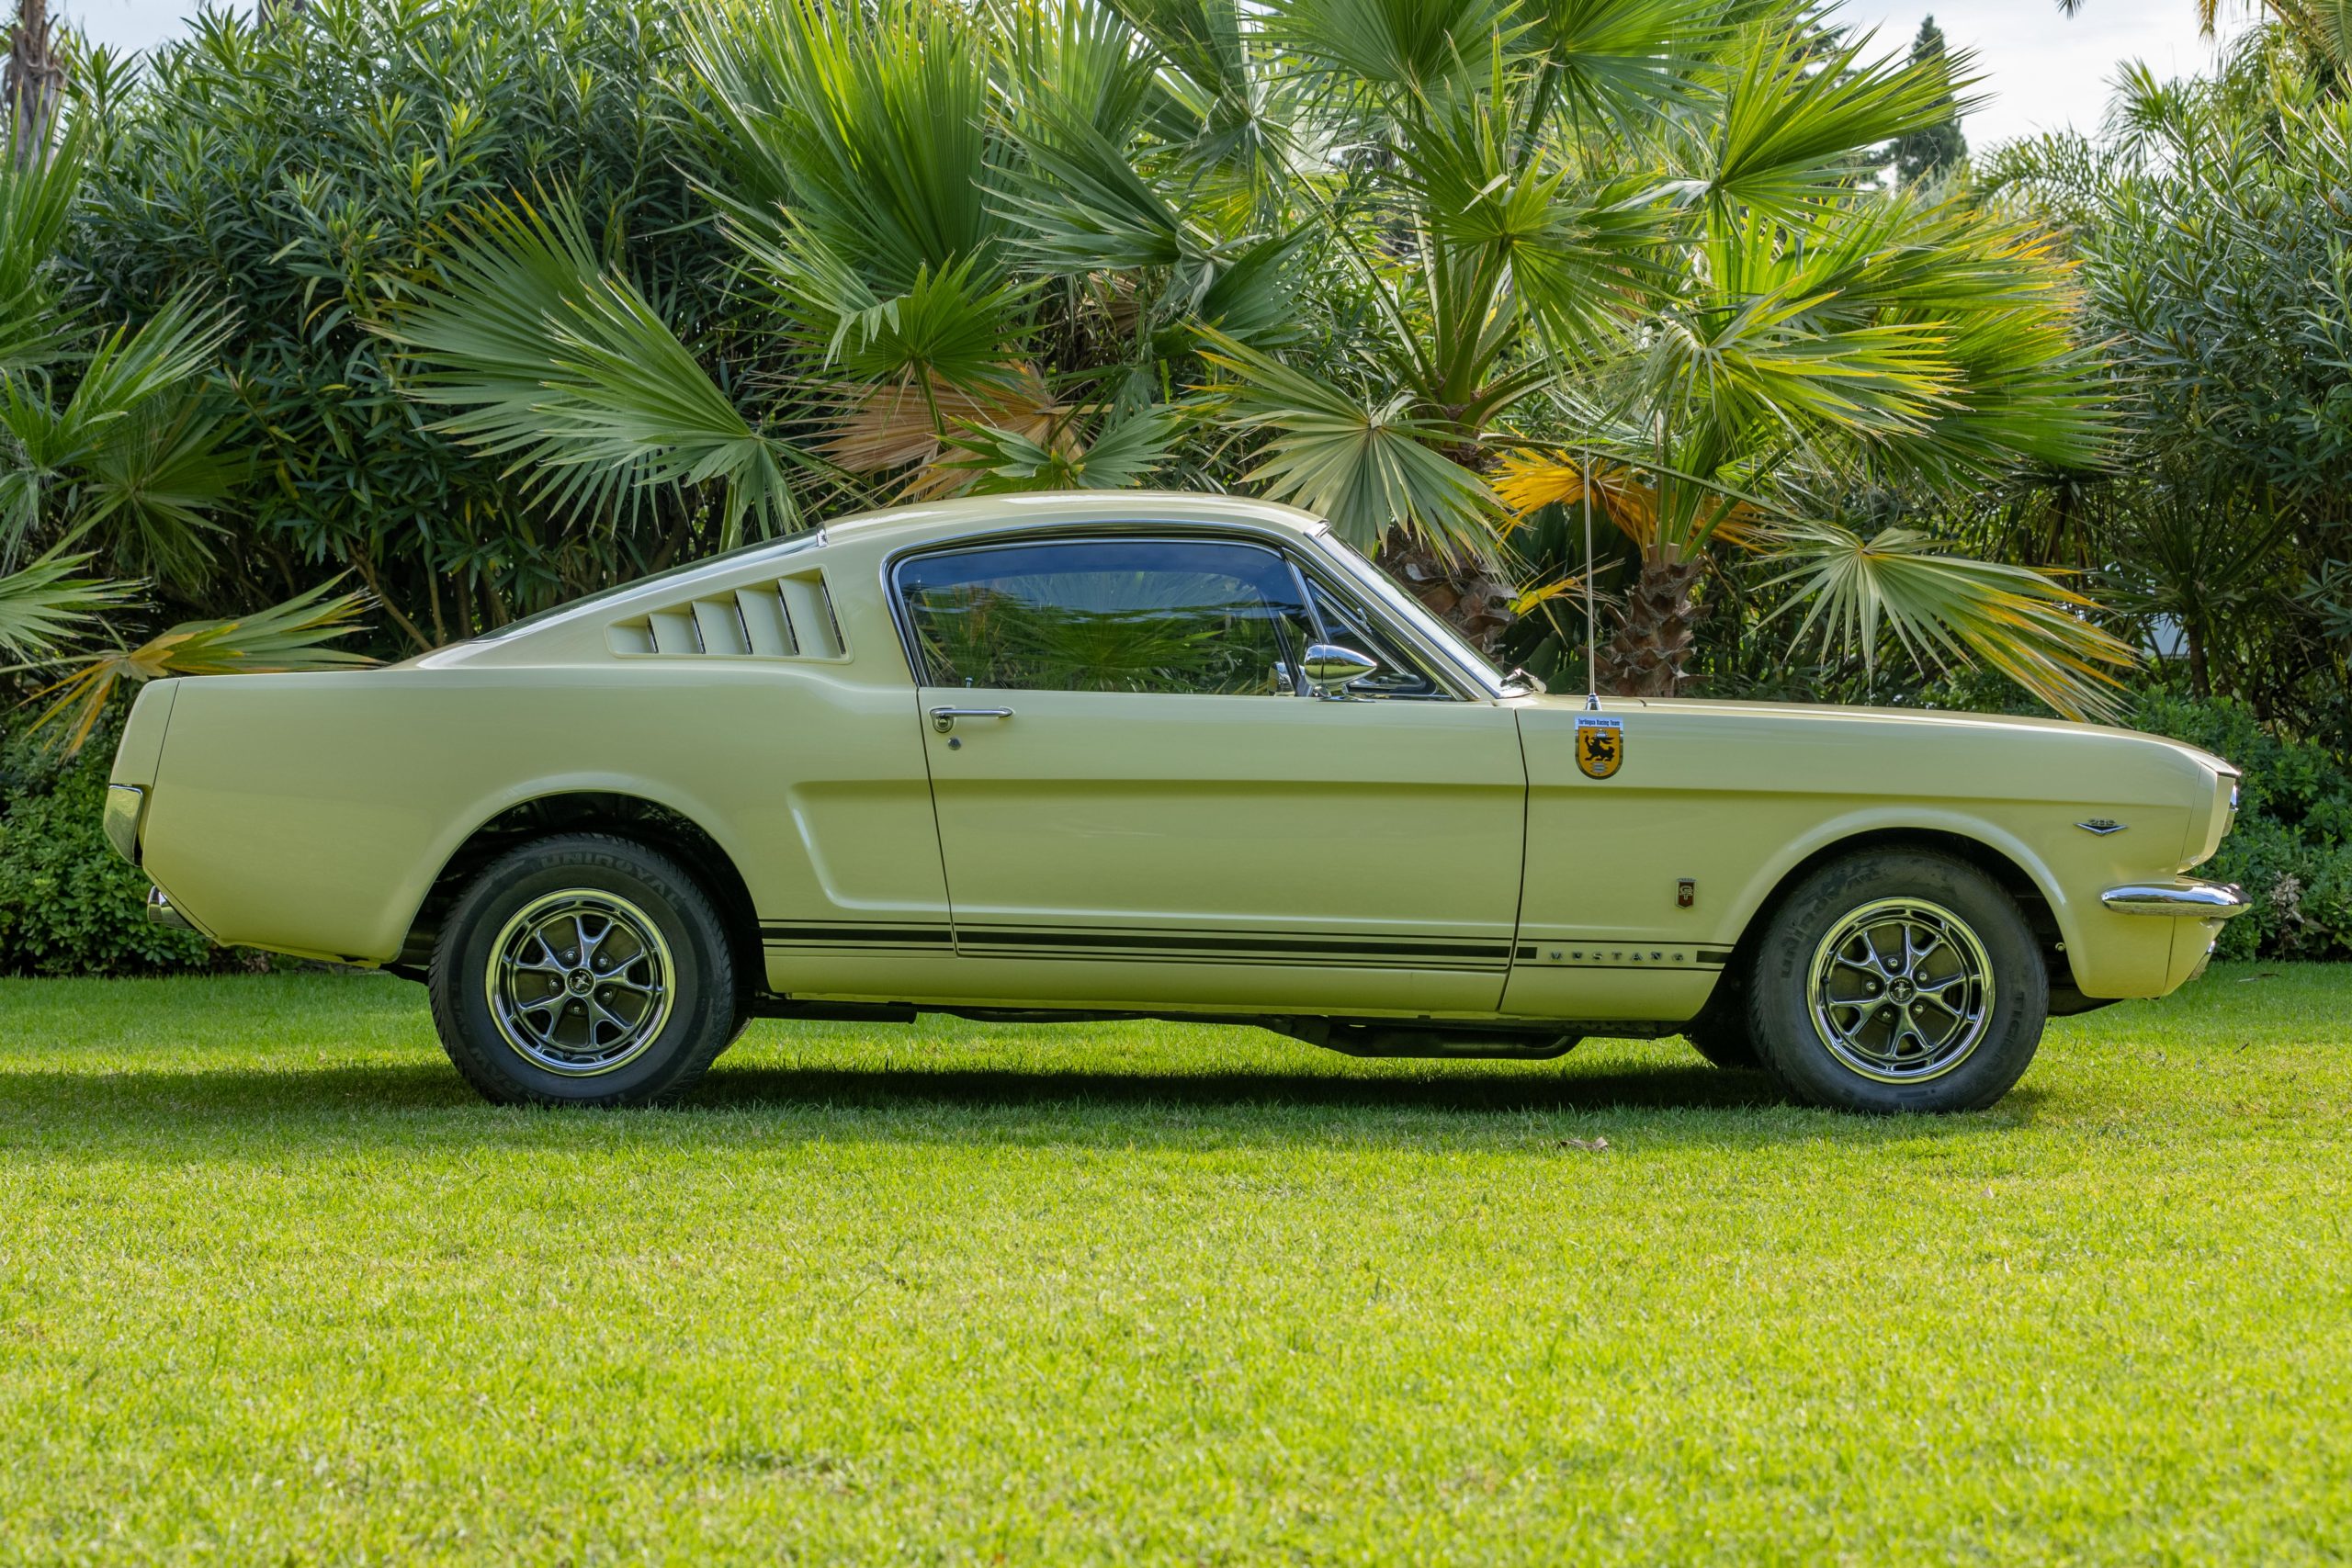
[2076,818,2127,836]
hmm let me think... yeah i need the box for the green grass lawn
[2,966,2348,1564]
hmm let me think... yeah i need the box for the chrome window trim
[879,517,1492,702]
[1305,530,1513,698]
[1285,556,1460,702]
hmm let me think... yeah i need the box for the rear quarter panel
[139,663,944,962]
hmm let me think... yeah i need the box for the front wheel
[1747,851,2046,1114]
[429,833,738,1107]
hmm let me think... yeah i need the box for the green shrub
[0,721,218,976]
[65,0,720,650]
[2131,694,2352,961]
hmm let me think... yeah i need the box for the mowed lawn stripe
[0,967,2346,1563]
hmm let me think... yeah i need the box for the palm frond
[687,0,1006,293]
[1493,451,1764,549]
[1758,521,2134,722]
[989,0,1172,154]
[27,579,378,755]
[820,366,1067,496]
[0,550,132,662]
[1197,329,1500,558]
[1000,97,1199,275]
[47,294,238,467]
[71,389,248,592]
[1264,0,1518,102]
[1393,80,1667,354]
[1691,22,1978,222]
[729,216,1035,393]
[385,198,814,546]
[1513,0,1727,121]
[941,401,1180,492]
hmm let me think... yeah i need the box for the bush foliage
[2132,694,2352,961]
[0,718,217,975]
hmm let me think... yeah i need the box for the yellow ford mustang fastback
[104,494,2248,1113]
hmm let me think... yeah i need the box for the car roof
[810,491,1329,549]
[409,491,1336,668]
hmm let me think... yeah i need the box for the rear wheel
[429,833,736,1107]
[1747,851,2045,1113]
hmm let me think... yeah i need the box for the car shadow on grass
[0,1055,2039,1154]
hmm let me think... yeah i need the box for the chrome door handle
[930,705,1014,734]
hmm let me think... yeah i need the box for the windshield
[1310,531,1513,694]
[468,530,826,643]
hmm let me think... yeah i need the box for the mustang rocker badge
[1576,715,1624,779]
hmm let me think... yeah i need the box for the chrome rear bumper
[2101,879,2252,919]
[147,886,193,931]
[103,784,144,865]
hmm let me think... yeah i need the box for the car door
[897,531,1528,1014]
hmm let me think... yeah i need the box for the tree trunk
[5,0,63,165]
[1377,526,1517,663]
[1598,555,1703,697]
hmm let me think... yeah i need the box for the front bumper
[2101,879,2253,919]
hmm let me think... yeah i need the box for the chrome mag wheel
[484,890,675,1077]
[1804,897,1995,1084]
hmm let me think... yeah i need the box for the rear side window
[896,537,1313,694]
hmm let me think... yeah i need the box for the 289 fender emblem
[1575,715,1624,779]
[2075,818,2127,836]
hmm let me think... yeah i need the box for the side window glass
[897,538,1313,694]
[1303,577,1451,700]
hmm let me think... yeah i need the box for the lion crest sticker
[1575,715,1623,779]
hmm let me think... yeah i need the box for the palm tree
[4,0,64,164]
[385,0,2132,718]
[1486,20,2123,709]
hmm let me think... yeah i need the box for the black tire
[1681,972,1761,1070]
[1746,850,2045,1114]
[429,833,737,1107]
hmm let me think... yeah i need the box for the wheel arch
[394,789,763,997]
[1718,821,2088,1006]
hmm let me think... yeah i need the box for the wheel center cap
[566,968,594,996]
[1888,977,1916,1004]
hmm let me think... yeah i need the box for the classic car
[103,493,2249,1113]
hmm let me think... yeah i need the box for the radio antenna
[1582,441,1600,712]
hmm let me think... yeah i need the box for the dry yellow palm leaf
[820,366,1069,500]
[1492,451,1763,550]
[26,581,375,755]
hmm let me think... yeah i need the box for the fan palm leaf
[1682,21,1976,223]
[687,0,1006,293]
[1759,521,2134,722]
[385,199,816,546]
[1198,329,1501,558]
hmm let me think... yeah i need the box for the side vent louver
[605,569,846,660]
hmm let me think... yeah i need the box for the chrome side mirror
[1301,642,1379,699]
